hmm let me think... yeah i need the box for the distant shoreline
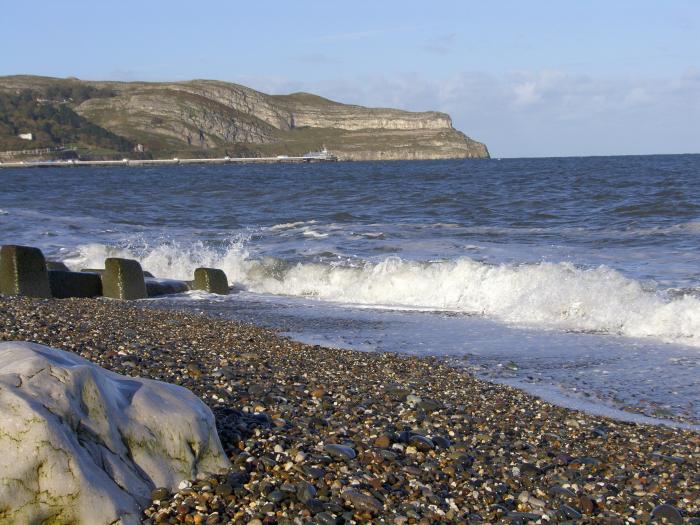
[0,155,339,169]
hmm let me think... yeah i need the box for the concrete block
[83,269,153,277]
[81,268,105,275]
[145,277,190,297]
[0,245,51,298]
[46,261,70,272]
[101,258,147,300]
[193,267,229,295]
[48,270,103,298]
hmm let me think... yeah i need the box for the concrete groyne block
[145,277,191,297]
[101,258,147,300]
[193,267,229,295]
[48,270,103,298]
[81,268,105,275]
[83,268,153,278]
[46,261,70,272]
[0,245,52,298]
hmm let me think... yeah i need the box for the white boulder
[0,341,230,524]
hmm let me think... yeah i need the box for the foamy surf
[70,240,700,348]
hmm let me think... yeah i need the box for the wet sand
[1,296,698,524]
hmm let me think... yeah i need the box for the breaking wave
[68,240,700,347]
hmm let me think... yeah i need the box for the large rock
[0,342,230,525]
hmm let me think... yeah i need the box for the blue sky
[2,0,698,157]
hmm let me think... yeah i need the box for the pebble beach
[1,295,698,524]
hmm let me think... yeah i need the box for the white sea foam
[69,241,700,347]
[268,220,317,231]
[302,228,329,238]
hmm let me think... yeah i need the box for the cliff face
[0,75,489,160]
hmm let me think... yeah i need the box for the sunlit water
[1,155,699,426]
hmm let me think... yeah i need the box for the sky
[1,0,699,157]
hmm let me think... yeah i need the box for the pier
[0,154,338,169]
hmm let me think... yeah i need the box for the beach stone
[314,512,338,525]
[297,480,317,503]
[305,498,325,514]
[520,462,541,476]
[0,244,51,298]
[101,257,147,300]
[324,444,356,460]
[651,452,686,464]
[0,341,230,525]
[303,466,326,479]
[341,489,383,513]
[559,505,582,519]
[417,398,442,412]
[151,487,170,501]
[508,512,542,521]
[215,483,232,496]
[374,434,391,448]
[193,267,229,295]
[268,489,286,503]
[310,387,325,398]
[650,504,683,524]
[432,435,451,449]
[409,434,435,450]
[385,384,410,401]
[406,394,422,405]
[48,269,103,298]
[579,495,595,514]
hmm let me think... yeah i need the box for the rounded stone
[374,434,391,448]
[650,504,683,525]
[324,444,356,460]
[151,487,170,501]
[341,489,383,513]
[296,481,317,503]
[408,434,434,451]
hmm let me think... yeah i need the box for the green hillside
[0,86,134,156]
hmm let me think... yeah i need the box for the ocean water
[1,155,699,427]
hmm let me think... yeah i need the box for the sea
[1,155,699,428]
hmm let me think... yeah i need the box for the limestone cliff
[0,75,489,160]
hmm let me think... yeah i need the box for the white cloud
[512,80,541,106]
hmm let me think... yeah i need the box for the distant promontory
[0,75,489,161]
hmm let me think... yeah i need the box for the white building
[18,133,33,141]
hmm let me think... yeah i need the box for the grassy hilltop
[0,75,489,161]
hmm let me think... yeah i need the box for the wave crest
[68,241,700,347]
